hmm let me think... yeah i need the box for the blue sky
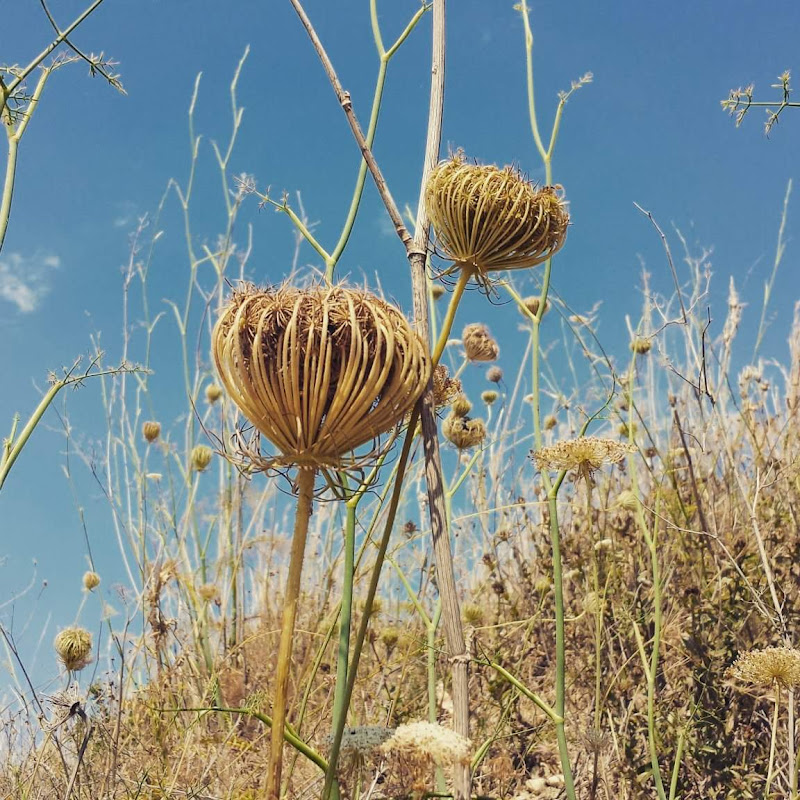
[1,0,798,690]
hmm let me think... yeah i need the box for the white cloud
[0,251,61,313]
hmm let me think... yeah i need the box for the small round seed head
[442,414,486,449]
[583,591,601,615]
[728,647,800,689]
[532,436,636,475]
[618,422,638,437]
[430,284,445,300]
[82,571,101,591]
[451,393,473,418]
[544,414,558,431]
[463,603,484,625]
[462,323,499,362]
[55,627,93,672]
[425,152,569,276]
[486,366,503,384]
[205,383,223,404]
[594,537,613,552]
[616,489,639,511]
[630,337,652,355]
[142,421,161,443]
[534,576,552,594]
[212,283,431,468]
[191,445,213,472]
[481,390,498,405]
[432,364,462,409]
[197,583,219,603]
[520,295,550,318]
[380,627,400,650]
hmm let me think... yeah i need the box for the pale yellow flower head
[728,647,800,689]
[532,436,635,476]
[380,721,471,767]
[54,627,93,672]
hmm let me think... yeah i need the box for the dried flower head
[82,571,101,591]
[142,421,161,443]
[205,383,223,404]
[616,489,639,511]
[519,295,550,318]
[451,393,473,418]
[191,445,213,472]
[212,283,431,468]
[197,583,219,603]
[486,366,503,383]
[381,721,471,766]
[54,627,93,672]
[425,152,569,277]
[728,647,800,689]
[430,284,445,300]
[544,414,557,431]
[481,390,498,405]
[630,337,652,355]
[432,364,462,409]
[532,436,635,477]
[463,603,484,625]
[442,414,486,449]
[462,323,499,362]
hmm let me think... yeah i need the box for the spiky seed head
[630,337,652,355]
[380,627,400,649]
[616,489,639,511]
[142,421,161,443]
[430,284,445,300]
[425,152,569,276]
[481,390,498,405]
[442,414,486,449]
[205,383,223,404]
[520,295,550,318]
[381,721,471,766]
[197,583,219,603]
[486,366,503,383]
[544,414,558,431]
[728,647,800,689]
[462,323,499,362]
[432,364,462,409]
[463,603,484,625]
[451,393,473,418]
[618,422,638,437]
[82,571,101,591]
[534,576,552,593]
[55,627,92,672]
[191,445,213,472]
[212,283,431,468]
[532,436,636,475]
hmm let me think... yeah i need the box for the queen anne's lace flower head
[728,647,800,689]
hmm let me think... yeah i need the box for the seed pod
[55,627,92,672]
[142,421,161,443]
[430,284,445,300]
[425,152,569,276]
[432,364,462,409]
[82,571,101,591]
[442,414,486,449]
[451,393,473,418]
[520,295,550,318]
[212,284,431,468]
[191,445,213,472]
[481,390,498,405]
[205,384,223,404]
[486,366,503,384]
[462,323,499,362]
[630,337,652,355]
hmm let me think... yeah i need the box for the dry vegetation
[2,3,798,800]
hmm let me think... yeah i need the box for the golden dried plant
[424,152,569,278]
[212,283,431,469]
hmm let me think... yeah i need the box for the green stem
[267,467,315,800]
[322,412,418,800]
[432,268,471,365]
[331,498,357,741]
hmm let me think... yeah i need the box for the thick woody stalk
[409,4,471,800]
